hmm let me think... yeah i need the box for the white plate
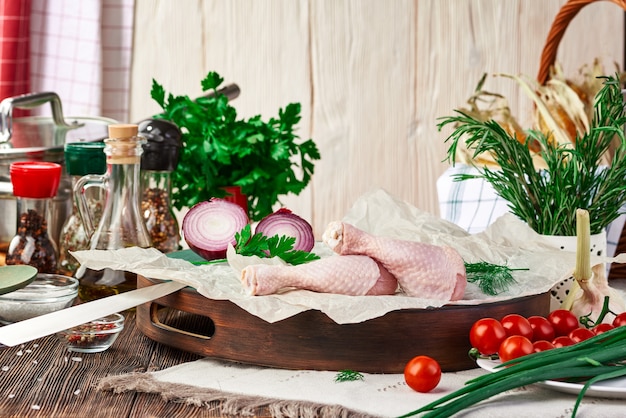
[476,358,626,399]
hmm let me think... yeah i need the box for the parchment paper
[72,189,626,325]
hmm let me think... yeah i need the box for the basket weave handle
[537,0,626,84]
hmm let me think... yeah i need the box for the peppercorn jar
[138,119,182,253]
[56,142,107,276]
[74,124,152,302]
[5,162,62,273]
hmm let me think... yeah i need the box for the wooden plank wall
[129,0,624,238]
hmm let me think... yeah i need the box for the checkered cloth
[29,0,135,122]
[0,0,31,113]
[437,164,626,259]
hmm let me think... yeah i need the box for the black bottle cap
[138,119,182,171]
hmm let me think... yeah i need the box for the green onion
[399,326,626,418]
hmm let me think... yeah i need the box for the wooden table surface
[0,305,270,417]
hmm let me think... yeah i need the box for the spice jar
[74,124,152,302]
[5,162,62,273]
[139,119,182,253]
[57,142,107,276]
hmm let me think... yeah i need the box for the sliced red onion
[182,199,249,260]
[255,208,315,252]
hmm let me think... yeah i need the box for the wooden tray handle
[537,0,626,85]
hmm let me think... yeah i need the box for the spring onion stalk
[399,325,626,418]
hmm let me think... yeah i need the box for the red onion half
[255,208,315,252]
[182,199,249,260]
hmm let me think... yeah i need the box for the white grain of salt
[15,350,22,356]
[7,394,14,399]
[73,389,81,395]
[1,366,9,372]
[31,405,40,410]
[71,357,82,362]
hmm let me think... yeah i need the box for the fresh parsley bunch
[151,71,321,221]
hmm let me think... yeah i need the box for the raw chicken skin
[241,255,398,296]
[322,221,467,301]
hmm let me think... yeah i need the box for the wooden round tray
[136,275,550,373]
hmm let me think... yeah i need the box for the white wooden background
[129,0,624,238]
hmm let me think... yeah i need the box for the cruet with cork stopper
[74,124,152,302]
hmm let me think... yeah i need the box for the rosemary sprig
[334,369,364,382]
[438,74,626,236]
[464,261,525,295]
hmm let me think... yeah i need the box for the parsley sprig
[235,225,320,265]
[151,71,321,221]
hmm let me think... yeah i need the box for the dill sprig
[464,261,525,296]
[438,74,626,236]
[334,369,364,382]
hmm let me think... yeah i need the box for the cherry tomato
[547,310,579,337]
[532,340,555,353]
[612,312,626,328]
[568,327,594,343]
[498,335,534,362]
[593,323,615,335]
[527,315,555,342]
[404,355,442,393]
[500,314,533,339]
[469,318,507,355]
[552,335,575,348]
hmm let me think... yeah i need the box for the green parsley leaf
[150,71,321,221]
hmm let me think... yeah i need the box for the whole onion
[255,208,315,252]
[182,199,249,260]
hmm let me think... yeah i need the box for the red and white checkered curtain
[0,0,134,123]
[0,0,31,116]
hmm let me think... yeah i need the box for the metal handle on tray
[0,91,78,143]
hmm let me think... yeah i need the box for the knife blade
[0,280,186,347]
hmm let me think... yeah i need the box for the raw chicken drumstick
[241,255,398,296]
[322,221,466,301]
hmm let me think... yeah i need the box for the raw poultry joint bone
[241,255,398,296]
[323,221,466,301]
[241,221,467,301]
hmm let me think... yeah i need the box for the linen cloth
[99,354,626,418]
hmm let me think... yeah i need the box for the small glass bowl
[57,313,125,353]
[0,273,78,324]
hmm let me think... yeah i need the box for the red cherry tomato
[547,310,580,337]
[612,312,626,328]
[569,327,594,343]
[500,314,533,339]
[498,335,534,363]
[527,315,555,342]
[532,340,555,353]
[593,323,615,335]
[469,318,507,355]
[404,356,442,393]
[552,335,576,348]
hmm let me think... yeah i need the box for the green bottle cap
[64,141,107,176]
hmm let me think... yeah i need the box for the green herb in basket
[438,74,626,236]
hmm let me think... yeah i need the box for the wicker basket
[537,0,626,85]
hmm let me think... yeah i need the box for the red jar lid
[10,161,62,198]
